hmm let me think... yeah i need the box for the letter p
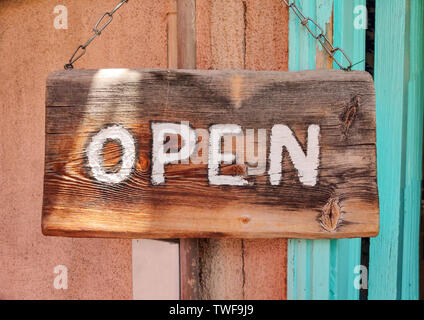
[151,122,196,185]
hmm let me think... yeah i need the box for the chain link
[64,0,129,70]
[282,0,353,71]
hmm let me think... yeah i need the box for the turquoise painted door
[286,0,423,300]
[369,0,423,300]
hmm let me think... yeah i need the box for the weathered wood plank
[42,68,378,239]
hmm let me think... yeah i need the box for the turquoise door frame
[287,0,423,300]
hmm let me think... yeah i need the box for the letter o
[86,124,136,184]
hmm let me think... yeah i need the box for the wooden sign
[42,69,379,239]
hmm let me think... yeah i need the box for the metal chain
[64,0,129,70]
[282,0,353,71]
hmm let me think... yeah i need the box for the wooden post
[177,0,201,300]
[177,0,196,69]
[167,0,178,69]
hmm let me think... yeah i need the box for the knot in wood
[320,197,341,232]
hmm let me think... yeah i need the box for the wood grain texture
[42,68,378,240]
